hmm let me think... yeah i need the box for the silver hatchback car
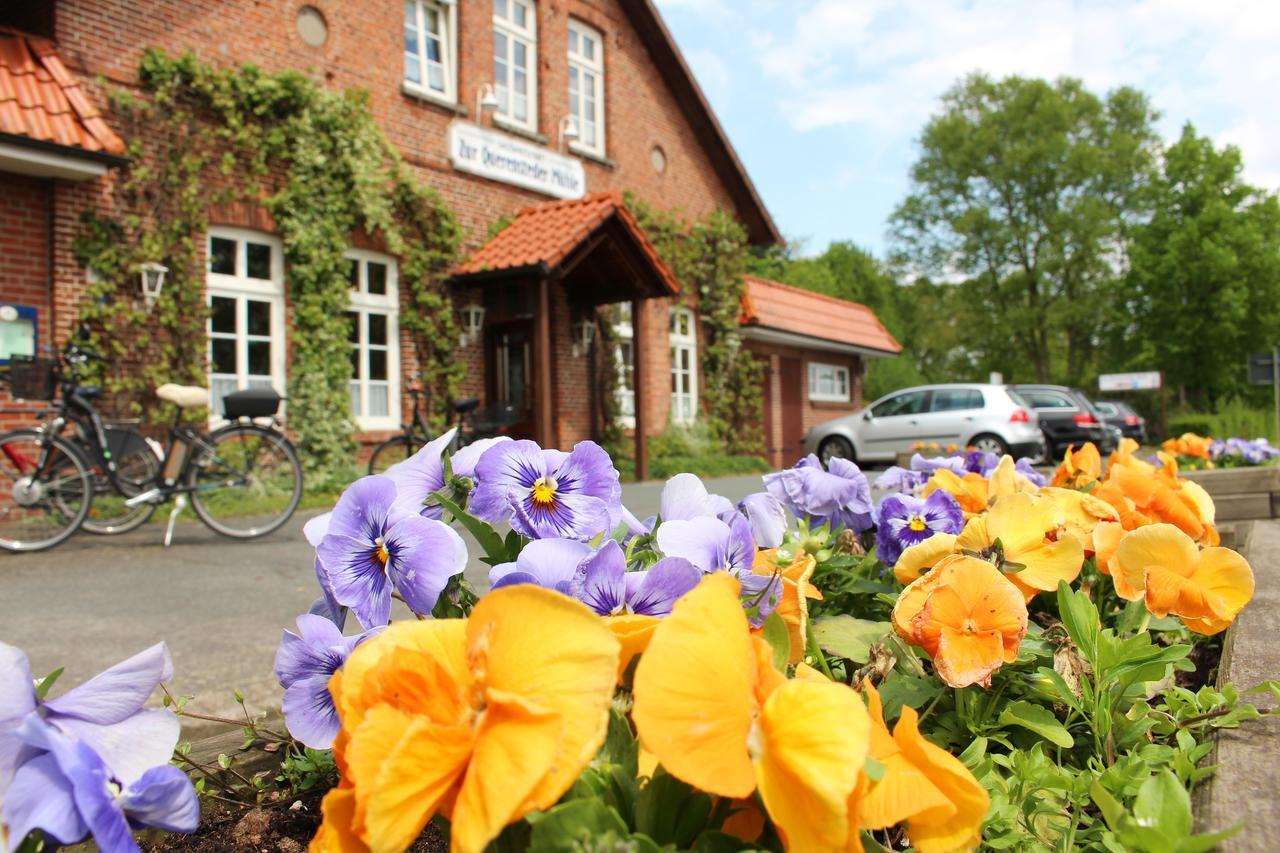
[802,384,1047,465]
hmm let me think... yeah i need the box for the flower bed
[3,436,1278,852]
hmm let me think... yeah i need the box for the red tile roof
[453,190,680,295]
[0,28,125,157]
[740,275,902,355]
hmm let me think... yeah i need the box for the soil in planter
[140,793,448,852]
[1175,634,1223,691]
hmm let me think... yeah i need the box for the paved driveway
[0,473,769,728]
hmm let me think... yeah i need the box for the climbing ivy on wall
[626,196,764,455]
[73,50,462,491]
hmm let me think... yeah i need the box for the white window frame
[567,19,605,157]
[493,0,538,132]
[613,303,635,429]
[403,0,458,106]
[346,250,402,432]
[669,306,698,424]
[206,227,287,421]
[808,361,850,403]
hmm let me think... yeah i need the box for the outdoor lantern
[140,262,168,310]
[458,302,486,346]
[558,116,579,153]
[572,316,596,357]
[476,83,499,117]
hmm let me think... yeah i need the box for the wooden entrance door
[779,357,805,464]
[487,320,534,438]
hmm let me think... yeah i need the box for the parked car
[1094,400,1148,444]
[1012,384,1117,459]
[802,384,1046,465]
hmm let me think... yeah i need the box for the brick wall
[0,173,53,428]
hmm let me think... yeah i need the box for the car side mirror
[862,410,873,422]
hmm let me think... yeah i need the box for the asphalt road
[0,473,771,730]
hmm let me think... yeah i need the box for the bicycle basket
[8,357,58,400]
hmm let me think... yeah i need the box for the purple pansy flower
[381,428,457,520]
[315,475,468,629]
[469,439,621,540]
[449,435,513,480]
[909,453,969,475]
[626,473,735,535]
[304,512,346,629]
[568,540,701,616]
[874,490,965,567]
[1012,457,1047,487]
[874,466,930,496]
[488,537,595,593]
[738,492,787,549]
[964,450,1000,474]
[6,716,198,852]
[656,514,781,626]
[274,615,380,749]
[764,454,874,533]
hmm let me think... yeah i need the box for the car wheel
[970,433,1010,457]
[818,436,855,466]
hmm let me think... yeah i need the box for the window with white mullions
[613,303,635,427]
[404,0,457,102]
[669,307,698,424]
[568,19,604,155]
[346,251,401,430]
[493,0,537,130]
[808,362,850,402]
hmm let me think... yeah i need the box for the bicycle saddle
[72,385,103,400]
[156,383,209,408]
[451,397,480,414]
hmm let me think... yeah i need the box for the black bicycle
[366,386,519,474]
[0,342,303,551]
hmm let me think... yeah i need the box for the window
[404,0,457,103]
[929,388,984,412]
[808,362,850,402]
[613,303,634,428]
[207,229,286,417]
[567,19,604,155]
[1095,402,1118,417]
[871,390,928,418]
[0,304,37,363]
[669,307,698,424]
[346,251,401,429]
[1023,390,1076,410]
[493,0,537,130]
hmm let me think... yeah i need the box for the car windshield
[872,390,928,417]
[1096,402,1118,416]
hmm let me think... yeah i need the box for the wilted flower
[656,514,782,626]
[488,537,594,592]
[312,586,620,853]
[763,454,874,533]
[737,492,788,548]
[632,573,871,851]
[274,615,381,749]
[874,491,965,568]
[569,540,702,617]
[469,439,621,540]
[315,476,468,628]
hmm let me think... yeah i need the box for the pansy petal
[894,533,958,584]
[628,557,702,616]
[383,428,455,519]
[50,707,180,787]
[1007,536,1084,600]
[739,492,787,548]
[325,477,397,540]
[1114,523,1199,601]
[304,511,333,547]
[632,573,758,798]
[1191,547,1255,622]
[321,533,394,630]
[469,440,547,523]
[121,764,200,833]
[2,753,87,845]
[570,540,628,615]
[450,435,513,480]
[386,516,467,616]
[283,674,343,749]
[604,614,659,680]
[657,517,731,572]
[44,642,173,725]
[661,473,713,521]
[893,706,989,853]
[511,489,611,540]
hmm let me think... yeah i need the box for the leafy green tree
[891,74,1160,383]
[1127,124,1280,407]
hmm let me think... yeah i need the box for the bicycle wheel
[187,424,302,538]
[0,429,94,551]
[82,427,160,535]
[367,435,419,474]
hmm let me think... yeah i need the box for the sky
[652,0,1280,257]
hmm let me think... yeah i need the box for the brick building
[0,0,898,475]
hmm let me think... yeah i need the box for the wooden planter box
[1180,467,1280,522]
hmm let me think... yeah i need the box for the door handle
[908,419,918,425]
[964,416,975,421]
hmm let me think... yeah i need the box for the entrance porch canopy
[452,190,681,479]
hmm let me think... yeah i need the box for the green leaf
[1056,580,1099,667]
[527,798,629,851]
[433,493,508,563]
[876,673,940,721]
[761,612,791,672]
[863,755,886,782]
[635,769,715,847]
[810,615,891,664]
[997,700,1074,748]
[1133,771,1191,840]
[598,709,639,778]
[693,831,760,852]
[34,667,64,701]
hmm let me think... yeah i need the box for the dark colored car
[1094,400,1148,445]
[1012,384,1117,459]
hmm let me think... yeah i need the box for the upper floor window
[405,0,457,103]
[669,307,698,424]
[808,362,850,403]
[493,0,537,131]
[568,20,604,156]
[206,229,286,417]
[613,303,635,428]
[346,251,401,430]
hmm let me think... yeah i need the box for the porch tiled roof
[740,275,902,355]
[453,190,679,295]
[0,28,125,157]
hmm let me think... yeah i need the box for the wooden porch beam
[535,275,554,447]
[632,298,649,481]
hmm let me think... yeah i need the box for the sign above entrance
[1098,371,1161,391]
[447,122,585,200]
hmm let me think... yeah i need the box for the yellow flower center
[373,537,390,568]
[961,618,979,635]
[531,476,559,509]
[746,717,765,761]
[908,516,928,533]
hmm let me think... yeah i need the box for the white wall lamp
[139,262,168,311]
[458,302,486,346]
[571,316,595,357]
[475,83,499,121]
[557,116,579,153]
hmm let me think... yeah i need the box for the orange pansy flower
[1051,442,1102,489]
[1038,486,1120,552]
[753,548,822,664]
[1103,450,1217,544]
[894,532,960,585]
[1112,523,1254,635]
[1092,520,1141,600]
[1162,432,1213,460]
[892,555,1028,688]
[310,586,620,853]
[632,573,871,851]
[955,493,1084,602]
[605,613,660,681]
[924,469,991,516]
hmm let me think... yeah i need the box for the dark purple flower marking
[274,615,381,749]
[873,490,965,567]
[568,540,701,616]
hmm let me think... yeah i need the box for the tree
[1127,125,1280,407]
[890,74,1160,383]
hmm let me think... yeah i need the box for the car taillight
[1009,408,1031,423]
[1125,415,1141,426]
[1072,413,1100,427]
